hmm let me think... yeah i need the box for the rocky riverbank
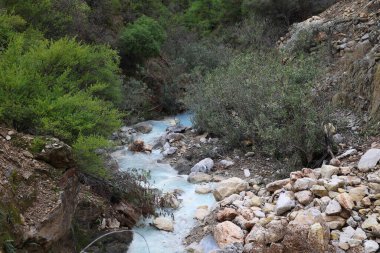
[182,139,380,253]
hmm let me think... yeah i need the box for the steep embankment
[0,127,140,252]
[280,0,380,122]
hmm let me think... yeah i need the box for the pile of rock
[189,148,380,252]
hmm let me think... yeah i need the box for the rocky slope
[279,0,380,123]
[0,127,140,252]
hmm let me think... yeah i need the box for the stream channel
[112,113,219,253]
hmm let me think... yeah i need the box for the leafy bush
[119,15,166,61]
[0,34,122,139]
[0,12,26,50]
[187,51,328,167]
[36,93,121,143]
[73,135,111,178]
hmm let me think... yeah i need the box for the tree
[119,15,166,61]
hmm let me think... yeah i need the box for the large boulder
[153,217,174,232]
[282,208,330,252]
[188,172,212,184]
[358,149,380,172]
[214,221,244,249]
[191,158,214,173]
[36,138,74,169]
[213,177,249,201]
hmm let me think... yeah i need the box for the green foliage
[36,93,121,143]
[1,0,90,39]
[120,15,166,60]
[0,12,26,50]
[29,137,46,154]
[73,135,111,178]
[0,34,122,141]
[188,51,328,167]
[181,0,244,34]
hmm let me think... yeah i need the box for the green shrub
[35,93,121,143]
[29,137,46,154]
[119,15,166,60]
[0,12,26,50]
[0,34,123,138]
[73,135,111,178]
[187,51,328,168]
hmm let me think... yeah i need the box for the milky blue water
[113,113,217,253]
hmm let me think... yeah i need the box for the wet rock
[188,172,212,184]
[358,149,380,172]
[133,122,152,133]
[195,184,212,194]
[166,133,185,142]
[213,177,249,201]
[275,191,295,215]
[167,125,187,133]
[214,221,244,249]
[153,217,174,232]
[195,206,209,221]
[191,158,214,173]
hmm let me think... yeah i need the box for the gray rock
[191,158,214,173]
[133,122,153,133]
[358,149,380,172]
[325,199,342,215]
[275,192,296,215]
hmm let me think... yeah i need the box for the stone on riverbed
[153,217,174,232]
[188,172,212,184]
[191,158,214,173]
[133,122,153,133]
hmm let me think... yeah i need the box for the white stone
[364,240,379,253]
[244,169,250,178]
[153,217,174,232]
[275,192,295,215]
[358,149,380,172]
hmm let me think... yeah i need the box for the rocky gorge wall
[279,0,380,122]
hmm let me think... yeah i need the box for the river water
[113,113,217,253]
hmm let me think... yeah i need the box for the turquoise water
[113,113,217,253]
